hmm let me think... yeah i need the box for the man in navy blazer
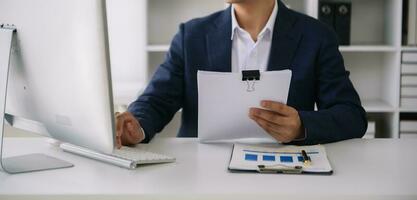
[114,0,367,147]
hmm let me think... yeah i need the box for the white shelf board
[339,45,397,52]
[399,108,417,113]
[362,99,396,112]
[149,45,399,53]
[401,46,417,51]
[148,45,398,52]
[147,45,170,52]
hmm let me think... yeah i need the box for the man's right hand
[115,112,145,149]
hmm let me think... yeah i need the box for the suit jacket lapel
[205,6,232,72]
[268,1,302,71]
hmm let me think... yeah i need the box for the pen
[301,150,311,165]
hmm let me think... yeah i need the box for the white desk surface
[0,136,416,200]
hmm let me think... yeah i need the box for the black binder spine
[318,2,335,29]
[334,2,352,45]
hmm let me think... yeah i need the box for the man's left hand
[249,100,304,143]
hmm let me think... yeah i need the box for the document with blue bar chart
[228,144,333,175]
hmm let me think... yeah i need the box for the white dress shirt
[231,0,278,72]
[230,2,306,141]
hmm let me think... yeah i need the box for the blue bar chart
[243,149,318,164]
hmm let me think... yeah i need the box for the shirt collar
[231,0,278,40]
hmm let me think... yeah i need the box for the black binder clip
[242,70,260,92]
[257,164,303,174]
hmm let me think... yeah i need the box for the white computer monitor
[0,0,116,173]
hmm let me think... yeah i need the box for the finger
[254,120,288,143]
[115,114,125,137]
[116,132,122,149]
[121,122,135,145]
[261,100,294,116]
[120,131,130,146]
[115,114,127,148]
[116,135,122,149]
[127,122,134,132]
[252,116,292,143]
[126,122,140,142]
[249,108,287,125]
[252,116,284,136]
[122,122,141,144]
[121,131,139,146]
[117,112,145,146]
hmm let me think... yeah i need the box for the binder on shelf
[318,2,335,29]
[318,1,351,45]
[402,64,417,74]
[403,0,409,45]
[400,120,417,132]
[401,97,417,107]
[402,52,417,63]
[400,133,417,139]
[407,0,417,45]
[401,87,417,97]
[334,2,352,45]
[401,75,417,86]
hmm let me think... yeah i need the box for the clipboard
[228,144,333,175]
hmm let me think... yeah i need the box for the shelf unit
[113,0,417,138]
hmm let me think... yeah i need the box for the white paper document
[197,70,292,142]
[229,144,333,174]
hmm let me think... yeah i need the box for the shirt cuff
[140,127,146,141]
[292,128,307,142]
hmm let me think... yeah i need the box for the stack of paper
[401,52,417,107]
[197,70,292,142]
[400,120,417,139]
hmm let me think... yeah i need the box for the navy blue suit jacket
[128,1,367,145]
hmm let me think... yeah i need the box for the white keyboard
[59,142,175,169]
[112,146,175,164]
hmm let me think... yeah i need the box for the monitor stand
[0,24,73,174]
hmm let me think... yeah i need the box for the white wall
[106,0,147,106]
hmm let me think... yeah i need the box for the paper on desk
[197,70,292,142]
[229,144,333,173]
